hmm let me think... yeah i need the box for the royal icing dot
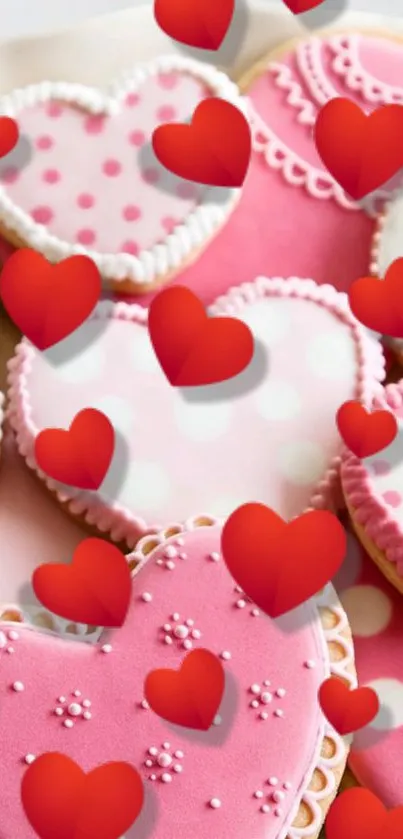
[191,629,201,639]
[251,608,260,617]
[173,764,183,773]
[276,688,286,698]
[149,747,158,756]
[24,754,36,765]
[166,560,175,571]
[31,206,53,224]
[141,699,149,709]
[209,552,220,562]
[161,773,172,783]
[157,753,172,768]
[77,192,95,209]
[209,798,221,809]
[236,599,246,609]
[304,660,316,669]
[36,134,53,150]
[126,92,140,107]
[274,808,283,817]
[174,750,184,759]
[250,684,261,695]
[156,105,177,121]
[63,719,74,729]
[101,644,112,653]
[183,639,193,650]
[84,115,105,134]
[46,102,63,117]
[42,168,60,184]
[83,711,92,720]
[272,790,285,802]
[157,72,179,89]
[102,159,122,177]
[259,711,268,720]
[254,791,264,799]
[123,204,141,222]
[12,681,24,692]
[261,692,272,704]
[8,631,19,641]
[145,759,153,768]
[67,703,82,717]
[274,709,284,718]
[141,592,153,603]
[76,228,96,246]
[171,612,180,620]
[268,777,278,786]
[174,625,188,639]
[121,240,139,255]
[54,707,64,716]
[260,805,270,814]
[220,651,231,660]
[128,129,146,146]
[250,700,259,709]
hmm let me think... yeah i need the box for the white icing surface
[340,585,393,637]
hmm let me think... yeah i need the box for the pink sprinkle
[141,167,159,185]
[157,72,179,90]
[121,240,139,256]
[156,105,177,122]
[161,216,178,235]
[123,204,141,222]
[77,193,95,209]
[128,130,146,147]
[31,206,53,225]
[42,168,61,184]
[76,228,96,246]
[371,459,391,476]
[126,92,140,107]
[176,181,198,200]
[0,167,19,185]
[46,102,63,118]
[382,490,402,508]
[102,158,122,177]
[84,115,106,135]
[36,134,54,150]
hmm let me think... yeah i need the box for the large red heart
[336,400,398,459]
[221,503,346,617]
[152,98,251,187]
[32,537,132,627]
[326,787,403,839]
[0,116,19,158]
[318,677,379,735]
[21,753,144,839]
[349,257,403,338]
[144,648,225,730]
[154,0,234,49]
[34,408,114,490]
[0,249,101,350]
[314,99,403,200]
[148,285,254,385]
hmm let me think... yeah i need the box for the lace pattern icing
[329,33,403,104]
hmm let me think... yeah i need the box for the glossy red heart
[144,648,225,730]
[336,400,397,458]
[0,249,101,349]
[154,0,234,49]
[152,97,251,187]
[282,0,326,12]
[319,677,379,735]
[148,285,254,385]
[21,752,144,839]
[326,787,403,839]
[34,408,114,490]
[221,503,346,617]
[0,116,19,158]
[314,99,403,200]
[349,257,403,338]
[32,537,132,626]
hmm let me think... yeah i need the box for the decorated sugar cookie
[7,277,385,547]
[0,56,242,294]
[0,518,355,839]
[341,380,403,595]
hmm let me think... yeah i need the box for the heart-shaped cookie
[7,277,384,548]
[0,518,355,839]
[0,57,242,293]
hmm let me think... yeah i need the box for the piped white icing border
[0,55,244,288]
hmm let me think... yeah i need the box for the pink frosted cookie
[136,31,403,309]
[341,379,403,594]
[371,193,403,361]
[334,519,403,806]
[7,277,385,548]
[0,56,242,293]
[0,518,355,839]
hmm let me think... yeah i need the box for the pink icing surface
[341,379,403,576]
[333,520,403,806]
[0,524,341,839]
[6,279,385,547]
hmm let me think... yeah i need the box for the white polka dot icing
[0,57,242,289]
[0,524,352,839]
[8,277,384,547]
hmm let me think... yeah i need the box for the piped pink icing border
[328,33,403,105]
[341,380,403,574]
[6,277,385,549]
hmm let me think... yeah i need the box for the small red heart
[152,98,251,187]
[336,400,397,458]
[221,503,346,617]
[154,0,234,49]
[319,677,379,735]
[326,787,403,839]
[32,537,132,626]
[0,116,19,158]
[314,99,403,200]
[349,258,403,337]
[34,408,114,490]
[21,752,144,839]
[282,0,326,12]
[0,249,101,349]
[144,648,225,730]
[148,285,254,386]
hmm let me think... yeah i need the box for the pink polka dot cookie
[0,517,355,839]
[0,57,243,293]
[7,277,384,548]
[342,379,403,594]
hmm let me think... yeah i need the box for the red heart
[221,503,346,617]
[326,787,403,839]
[34,408,114,490]
[148,285,254,386]
[152,98,251,187]
[318,677,379,735]
[32,537,132,626]
[349,258,403,337]
[0,116,19,158]
[154,0,234,49]
[336,400,397,458]
[21,752,144,839]
[314,99,403,200]
[282,0,326,12]
[0,249,101,349]
[144,648,225,730]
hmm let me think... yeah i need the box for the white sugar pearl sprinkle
[304,659,316,669]
[164,635,173,645]
[82,699,91,708]
[145,759,153,768]
[175,537,185,546]
[220,651,231,661]
[141,592,153,602]
[161,773,172,783]
[54,707,64,716]
[12,681,24,692]
[179,553,187,560]
[185,619,194,627]
[173,764,183,773]
[101,644,112,653]
[209,798,221,809]
[156,559,164,566]
[83,711,92,721]
[263,680,271,687]
[250,684,260,695]
[67,703,82,717]
[268,777,278,786]
[63,719,74,729]
[163,623,172,632]
[283,781,292,790]
[141,699,149,710]
[274,709,284,718]
[191,629,201,639]
[259,712,268,720]
[174,750,184,758]
[209,552,220,562]
[182,639,193,650]
[250,700,259,709]
[174,625,188,639]
[276,688,286,698]
[274,808,283,817]
[272,791,285,802]
[164,546,177,559]
[150,774,157,781]
[254,791,263,799]
[251,609,260,617]
[166,561,175,570]
[8,630,19,641]
[157,753,172,768]
[213,715,222,726]
[149,747,158,756]
[260,692,272,704]
[171,612,180,621]
[58,696,66,703]
[6,647,14,654]
[236,599,246,609]
[73,690,81,698]
[260,805,270,814]
[24,754,36,765]
[163,742,170,750]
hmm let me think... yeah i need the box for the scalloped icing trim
[6,277,386,548]
[341,380,403,573]
[328,33,403,105]
[0,55,244,288]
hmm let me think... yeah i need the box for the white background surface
[2,0,403,42]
